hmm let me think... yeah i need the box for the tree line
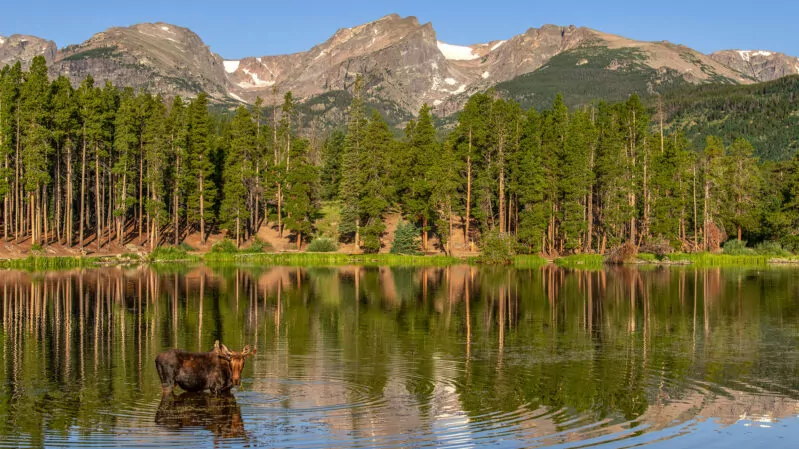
[1,57,796,255]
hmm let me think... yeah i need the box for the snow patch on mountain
[445,77,457,85]
[239,68,274,88]
[482,71,490,79]
[223,60,240,73]
[437,41,479,61]
[490,40,506,51]
[738,50,774,62]
[0,36,5,45]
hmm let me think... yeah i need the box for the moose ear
[213,340,221,351]
[246,346,257,358]
[220,343,232,356]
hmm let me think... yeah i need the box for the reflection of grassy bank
[203,252,463,267]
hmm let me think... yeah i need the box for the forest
[1,56,797,257]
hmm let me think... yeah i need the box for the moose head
[215,342,256,387]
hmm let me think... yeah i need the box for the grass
[0,256,97,271]
[666,252,772,267]
[148,246,200,263]
[513,255,549,268]
[554,254,606,269]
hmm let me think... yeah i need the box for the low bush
[607,242,637,264]
[755,241,790,256]
[211,238,238,253]
[307,237,338,253]
[722,240,753,255]
[391,222,420,255]
[478,230,516,264]
[243,238,272,253]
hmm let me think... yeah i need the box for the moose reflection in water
[155,391,246,440]
[0,265,798,448]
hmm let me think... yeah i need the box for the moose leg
[155,358,175,395]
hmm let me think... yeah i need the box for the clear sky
[1,0,797,59]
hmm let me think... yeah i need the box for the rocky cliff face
[2,15,796,121]
[709,50,799,82]
[53,22,229,99]
[0,35,57,69]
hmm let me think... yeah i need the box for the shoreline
[2,251,799,271]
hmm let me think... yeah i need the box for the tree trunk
[138,143,144,244]
[79,132,87,251]
[199,174,205,245]
[67,145,73,246]
[465,129,472,243]
[95,145,101,251]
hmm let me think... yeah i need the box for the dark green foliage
[722,239,752,255]
[391,222,420,255]
[659,76,799,161]
[211,238,238,253]
[478,230,516,264]
[497,47,687,111]
[307,237,338,253]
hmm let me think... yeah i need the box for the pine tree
[724,137,762,241]
[221,106,254,247]
[559,109,595,251]
[338,76,368,247]
[516,107,548,253]
[20,56,52,245]
[186,92,216,244]
[142,96,169,250]
[284,138,318,249]
[112,87,139,245]
[0,63,22,242]
[402,104,437,251]
[167,96,189,245]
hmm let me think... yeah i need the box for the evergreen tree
[112,87,139,245]
[186,92,216,244]
[284,138,318,249]
[19,56,52,245]
[142,95,169,250]
[724,138,762,241]
[221,106,254,247]
[338,76,368,247]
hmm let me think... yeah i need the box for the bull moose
[155,341,256,395]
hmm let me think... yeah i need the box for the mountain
[2,15,796,124]
[709,50,799,82]
[54,22,229,99]
[0,34,57,69]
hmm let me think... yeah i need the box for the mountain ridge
[1,14,797,121]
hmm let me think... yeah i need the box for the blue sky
[1,0,797,59]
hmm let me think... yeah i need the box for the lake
[0,265,798,448]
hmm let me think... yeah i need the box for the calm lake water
[1,265,798,448]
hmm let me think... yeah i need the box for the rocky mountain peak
[709,49,799,82]
[0,34,57,69]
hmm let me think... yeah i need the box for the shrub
[722,239,752,255]
[243,238,272,253]
[755,241,789,256]
[361,222,386,254]
[31,243,43,253]
[177,242,196,252]
[478,230,516,264]
[391,222,420,255]
[607,242,637,264]
[211,238,238,253]
[779,235,799,253]
[307,237,338,253]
